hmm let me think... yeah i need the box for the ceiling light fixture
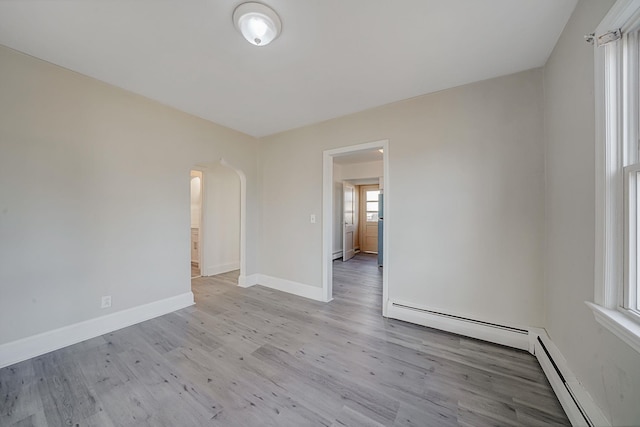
[233,2,281,47]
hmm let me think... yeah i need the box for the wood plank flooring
[191,262,200,279]
[1,253,569,426]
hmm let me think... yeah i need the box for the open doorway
[340,180,381,262]
[190,170,203,278]
[190,159,246,286]
[323,140,389,316]
[359,184,381,255]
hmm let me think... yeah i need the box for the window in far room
[365,190,380,222]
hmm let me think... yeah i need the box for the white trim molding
[238,274,259,288]
[532,329,610,427]
[586,301,640,354]
[0,292,194,369]
[594,8,624,310]
[332,251,343,261]
[240,274,328,302]
[257,275,327,302]
[387,300,531,351]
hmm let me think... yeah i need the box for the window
[622,24,640,319]
[366,190,380,222]
[592,0,640,354]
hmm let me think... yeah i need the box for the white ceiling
[0,0,577,138]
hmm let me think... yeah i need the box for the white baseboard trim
[387,300,530,351]
[258,275,325,301]
[531,329,610,427]
[240,274,326,302]
[238,274,259,288]
[332,251,343,261]
[203,262,240,277]
[0,292,194,369]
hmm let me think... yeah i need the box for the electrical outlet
[310,214,316,223]
[101,295,112,309]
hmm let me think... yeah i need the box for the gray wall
[543,1,640,424]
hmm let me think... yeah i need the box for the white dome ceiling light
[233,2,282,47]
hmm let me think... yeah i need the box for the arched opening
[190,158,246,286]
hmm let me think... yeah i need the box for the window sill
[586,301,640,354]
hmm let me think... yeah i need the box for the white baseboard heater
[388,301,611,427]
[535,336,591,426]
[388,301,530,351]
[534,334,609,427]
[392,302,529,333]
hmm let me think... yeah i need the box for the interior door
[343,182,356,261]
[359,185,380,253]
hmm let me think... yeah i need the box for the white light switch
[310,214,316,224]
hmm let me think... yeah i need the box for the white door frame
[322,140,389,316]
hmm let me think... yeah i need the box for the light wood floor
[0,253,569,426]
[191,262,200,279]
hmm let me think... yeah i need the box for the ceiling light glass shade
[233,2,282,47]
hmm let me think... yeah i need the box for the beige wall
[0,45,259,345]
[260,68,545,328]
[6,5,640,421]
[543,1,640,424]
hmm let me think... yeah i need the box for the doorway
[359,184,380,254]
[341,182,380,260]
[190,160,246,285]
[190,170,203,278]
[322,140,389,316]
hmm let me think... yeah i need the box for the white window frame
[591,0,640,354]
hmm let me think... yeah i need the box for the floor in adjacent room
[191,261,200,279]
[0,253,569,426]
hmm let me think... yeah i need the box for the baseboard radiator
[388,302,609,427]
[388,302,530,351]
[392,302,528,333]
[533,334,608,427]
